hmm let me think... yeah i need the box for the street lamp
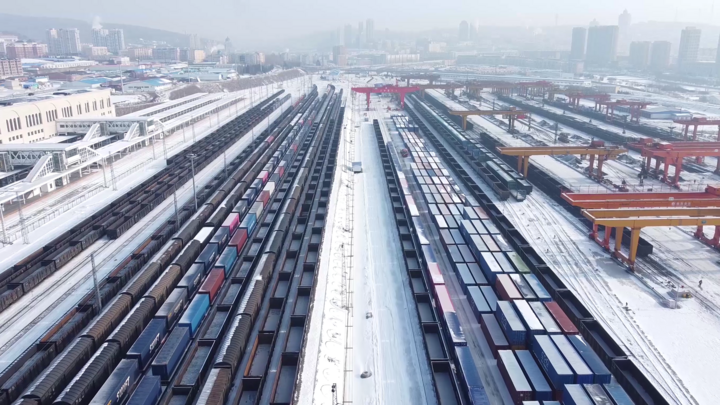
[188,154,198,211]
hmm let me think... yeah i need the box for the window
[100,100,104,109]
[93,101,97,111]
[77,105,81,115]
[15,117,20,130]
[85,102,90,113]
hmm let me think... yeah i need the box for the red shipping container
[427,262,444,285]
[222,213,240,235]
[544,301,579,334]
[200,268,225,302]
[266,135,275,143]
[291,143,298,152]
[496,274,522,301]
[258,190,271,205]
[257,171,269,184]
[229,228,248,253]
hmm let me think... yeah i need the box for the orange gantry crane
[672,117,720,141]
[448,109,526,131]
[638,142,720,186]
[596,100,653,123]
[582,207,720,268]
[563,186,720,268]
[496,140,627,179]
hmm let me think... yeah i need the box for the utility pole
[101,158,108,188]
[162,130,167,160]
[554,122,559,144]
[189,154,198,210]
[109,156,117,191]
[173,184,180,227]
[151,134,156,160]
[0,204,6,245]
[90,252,102,311]
[223,149,228,179]
[16,192,28,244]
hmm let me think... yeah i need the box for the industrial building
[0,89,114,144]
[123,78,173,93]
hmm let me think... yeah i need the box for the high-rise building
[6,42,48,59]
[618,9,631,34]
[570,27,587,60]
[344,24,353,47]
[92,28,124,54]
[46,29,59,55]
[224,37,233,54]
[459,21,469,41]
[0,59,22,78]
[47,28,81,56]
[152,47,180,61]
[586,25,618,65]
[366,19,374,43]
[333,45,347,66]
[357,21,364,47]
[678,27,701,68]
[188,34,201,50]
[650,41,671,70]
[629,41,651,69]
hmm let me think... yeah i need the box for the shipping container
[454,346,491,405]
[583,384,614,405]
[126,375,161,405]
[522,274,552,301]
[472,219,488,235]
[127,318,166,370]
[195,244,219,273]
[480,286,498,312]
[528,301,561,334]
[222,213,240,235]
[178,263,204,295]
[497,350,533,404]
[89,359,140,405]
[602,384,634,405]
[513,300,545,337]
[154,288,187,327]
[467,286,491,320]
[229,228,248,253]
[496,274,523,301]
[510,274,537,300]
[462,206,479,220]
[506,252,531,273]
[494,252,516,274]
[482,220,500,235]
[435,285,465,345]
[563,384,593,405]
[211,227,230,248]
[193,227,214,245]
[456,264,478,291]
[544,301,578,334]
[481,235,500,252]
[495,301,526,347]
[233,200,248,215]
[515,350,552,401]
[152,326,191,380]
[531,335,574,391]
[492,234,513,252]
[478,252,503,283]
[239,214,256,235]
[567,336,612,384]
[215,247,237,276]
[551,335,594,384]
[200,268,225,302]
[250,201,264,216]
[179,293,210,336]
[467,263,488,285]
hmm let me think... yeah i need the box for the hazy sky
[4,0,720,43]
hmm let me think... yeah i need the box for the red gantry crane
[398,74,440,86]
[639,141,720,186]
[596,100,653,123]
[351,85,420,110]
[672,117,720,141]
[547,91,611,108]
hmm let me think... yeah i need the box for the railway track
[0,90,296,405]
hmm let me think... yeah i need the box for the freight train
[0,89,314,405]
[403,100,669,405]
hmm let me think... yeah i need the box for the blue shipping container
[567,335,612,384]
[550,335,594,384]
[523,274,552,301]
[478,252,503,283]
[467,286,491,320]
[510,274,537,300]
[127,318,167,369]
[583,384,614,405]
[152,326,191,380]
[480,286,498,311]
[515,350,552,401]
[454,346,491,405]
[179,293,210,336]
[89,359,140,405]
[492,234,513,252]
[603,384,634,405]
[126,375,161,405]
[177,263,204,295]
[154,288,187,327]
[528,301,561,334]
[563,384,594,405]
[513,300,545,337]
[495,301,526,347]
[531,335,574,391]
[240,213,256,234]
[210,227,230,248]
[195,243,219,272]
[506,251,531,273]
[493,252,515,273]
[497,350,533,403]
[233,200,248,215]
[215,247,237,276]
[466,262,488,285]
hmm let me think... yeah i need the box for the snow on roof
[143,78,172,86]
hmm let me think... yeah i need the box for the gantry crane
[447,109,526,131]
[596,100,653,123]
[639,142,720,186]
[351,85,420,110]
[672,117,720,141]
[496,140,627,179]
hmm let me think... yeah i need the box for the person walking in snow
[699,279,703,289]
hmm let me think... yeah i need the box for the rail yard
[0,72,714,405]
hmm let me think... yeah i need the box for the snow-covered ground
[0,78,309,274]
[0,89,303,373]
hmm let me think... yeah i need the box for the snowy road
[351,120,432,405]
